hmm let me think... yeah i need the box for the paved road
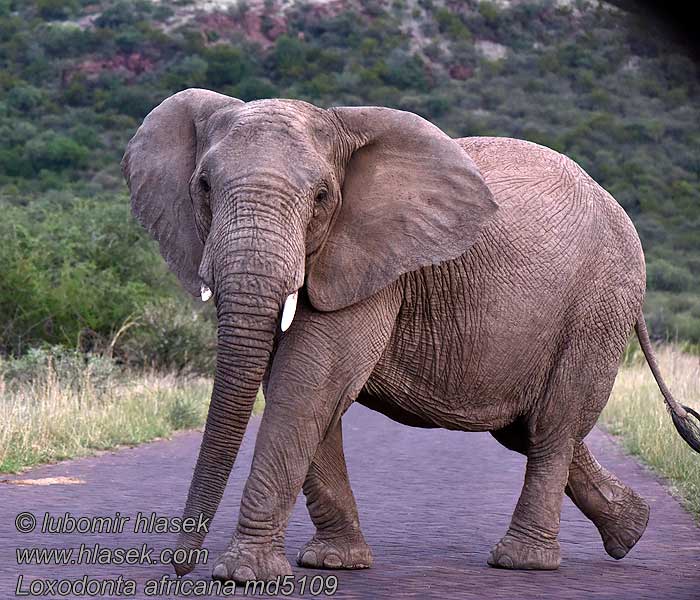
[2,404,698,599]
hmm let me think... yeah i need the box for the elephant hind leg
[297,419,373,570]
[487,431,573,570]
[566,441,649,559]
[491,427,649,560]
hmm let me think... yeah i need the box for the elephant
[122,88,700,581]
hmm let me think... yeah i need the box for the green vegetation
[602,345,700,517]
[0,0,698,359]
[0,192,217,369]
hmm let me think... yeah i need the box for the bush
[41,23,99,57]
[271,35,308,82]
[36,0,78,20]
[94,1,149,29]
[435,8,472,41]
[205,46,255,88]
[231,77,279,101]
[647,259,693,293]
[671,313,700,344]
[0,194,174,355]
[120,299,216,374]
[6,84,44,112]
[0,345,118,394]
[25,132,89,172]
[104,86,155,118]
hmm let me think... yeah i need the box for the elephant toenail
[500,555,514,568]
[212,563,229,581]
[323,554,342,569]
[488,551,513,569]
[300,550,317,565]
[607,545,627,559]
[232,566,256,582]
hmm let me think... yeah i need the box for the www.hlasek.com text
[17,542,208,567]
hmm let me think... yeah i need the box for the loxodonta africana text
[122,89,700,581]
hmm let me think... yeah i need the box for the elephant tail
[635,315,700,453]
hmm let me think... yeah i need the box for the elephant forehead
[208,100,335,158]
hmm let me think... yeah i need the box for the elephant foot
[595,486,650,559]
[212,536,292,582]
[487,534,560,570]
[297,532,373,570]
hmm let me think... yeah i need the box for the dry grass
[0,356,267,474]
[0,363,216,473]
[601,345,700,517]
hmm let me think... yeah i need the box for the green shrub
[104,86,155,118]
[205,46,255,88]
[25,132,89,172]
[0,345,118,394]
[271,35,308,82]
[478,1,500,24]
[671,313,700,344]
[435,8,472,41]
[121,299,216,375]
[41,23,99,57]
[6,84,44,112]
[231,77,279,101]
[0,194,174,355]
[647,259,693,293]
[94,0,149,29]
[36,0,78,20]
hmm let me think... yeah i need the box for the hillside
[1,0,699,360]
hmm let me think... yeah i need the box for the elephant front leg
[212,389,334,582]
[297,420,372,570]
[488,438,574,570]
[210,398,309,582]
[212,292,399,582]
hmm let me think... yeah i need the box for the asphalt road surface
[2,404,698,599]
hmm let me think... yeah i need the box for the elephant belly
[361,292,535,433]
[360,255,569,432]
[361,359,529,433]
[355,388,439,429]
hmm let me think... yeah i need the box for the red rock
[449,64,474,80]
[66,52,155,82]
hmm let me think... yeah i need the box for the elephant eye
[199,175,211,194]
[315,188,328,203]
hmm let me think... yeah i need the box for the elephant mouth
[200,281,299,331]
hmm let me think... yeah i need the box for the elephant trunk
[174,220,299,576]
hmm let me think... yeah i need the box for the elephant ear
[307,106,498,311]
[121,88,243,297]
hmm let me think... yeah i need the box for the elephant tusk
[200,284,213,302]
[280,291,298,332]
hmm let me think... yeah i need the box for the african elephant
[122,89,700,581]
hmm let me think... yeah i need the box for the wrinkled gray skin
[122,89,699,581]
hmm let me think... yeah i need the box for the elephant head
[121,88,497,572]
